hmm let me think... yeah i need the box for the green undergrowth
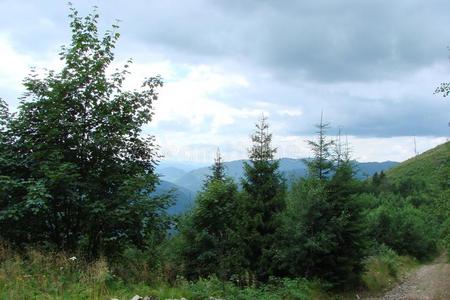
[0,244,328,300]
[361,245,418,293]
[0,242,430,300]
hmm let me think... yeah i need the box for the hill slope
[153,180,195,214]
[157,167,187,183]
[387,141,449,190]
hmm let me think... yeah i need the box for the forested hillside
[386,141,450,258]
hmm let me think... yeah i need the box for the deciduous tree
[0,6,170,258]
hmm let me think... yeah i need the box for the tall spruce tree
[325,132,367,287]
[275,122,367,287]
[241,115,285,282]
[0,6,170,257]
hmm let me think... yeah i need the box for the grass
[361,246,418,293]
[335,246,419,300]
[387,140,449,190]
[0,243,327,300]
[0,242,429,300]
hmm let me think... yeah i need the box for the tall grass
[361,245,418,293]
[0,242,421,299]
[0,243,327,300]
[0,242,114,299]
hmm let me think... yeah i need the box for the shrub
[366,193,437,260]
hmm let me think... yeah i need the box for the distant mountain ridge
[157,167,187,183]
[152,180,195,214]
[155,158,399,213]
[172,158,399,194]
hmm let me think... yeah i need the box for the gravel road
[367,253,450,300]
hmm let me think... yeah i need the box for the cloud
[108,0,450,82]
[0,0,449,163]
[0,33,63,109]
[0,34,31,95]
[144,64,256,132]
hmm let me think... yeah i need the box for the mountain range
[154,158,399,214]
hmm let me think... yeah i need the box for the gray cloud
[3,0,450,81]
[1,0,449,147]
[115,0,450,82]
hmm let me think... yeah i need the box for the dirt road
[371,253,450,300]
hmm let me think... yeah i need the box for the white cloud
[157,133,447,163]
[278,109,303,117]
[0,34,62,108]
[147,64,257,131]
[0,34,32,101]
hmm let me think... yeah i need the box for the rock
[130,295,158,300]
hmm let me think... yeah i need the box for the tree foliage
[204,148,226,186]
[0,6,170,258]
[181,172,243,280]
[240,115,286,282]
[275,121,367,287]
[366,193,437,260]
[306,112,334,180]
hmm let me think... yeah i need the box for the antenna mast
[414,136,418,156]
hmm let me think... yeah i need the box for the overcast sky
[0,0,449,163]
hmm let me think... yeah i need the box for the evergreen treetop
[204,148,226,186]
[306,111,334,180]
[248,114,276,162]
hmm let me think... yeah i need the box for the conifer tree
[275,122,366,287]
[306,112,334,180]
[372,172,380,186]
[379,170,386,181]
[326,135,367,286]
[181,152,242,280]
[204,148,226,186]
[241,114,285,282]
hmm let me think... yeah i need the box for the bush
[111,247,154,284]
[366,193,437,260]
[440,217,450,260]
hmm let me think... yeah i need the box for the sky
[0,0,449,163]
